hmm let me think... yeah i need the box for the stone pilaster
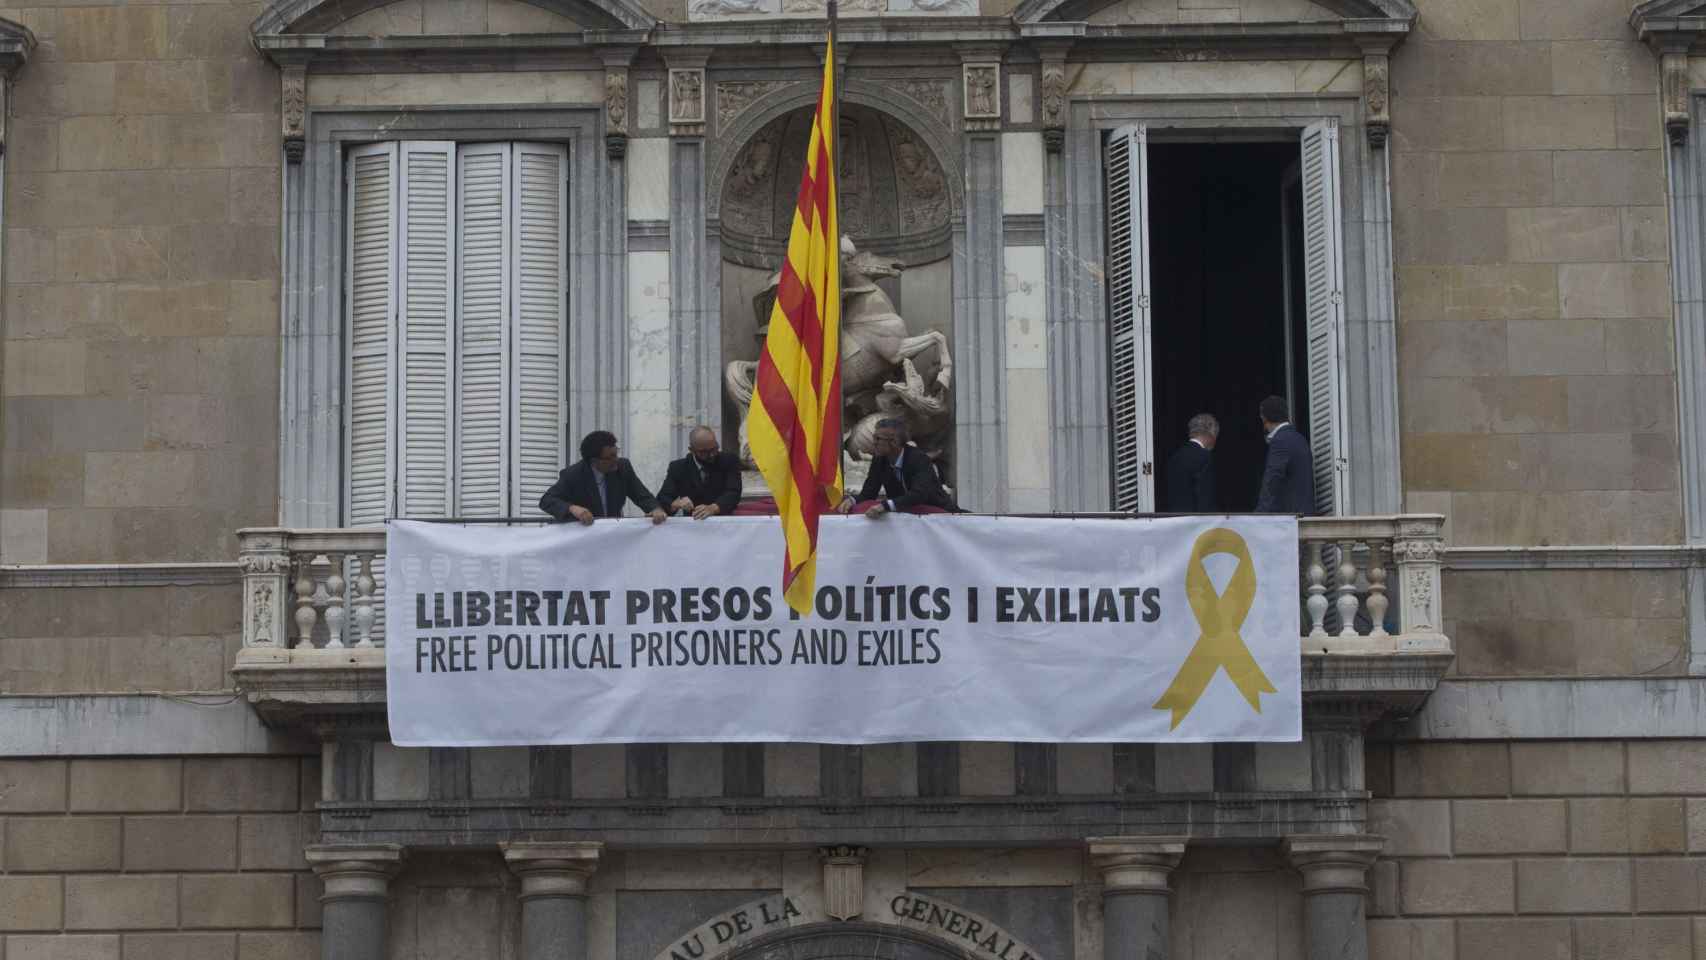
[502,841,604,960]
[663,47,716,455]
[953,44,1009,511]
[305,844,405,960]
[1283,835,1383,960]
[1088,837,1186,960]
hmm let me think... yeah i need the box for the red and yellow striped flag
[747,35,842,615]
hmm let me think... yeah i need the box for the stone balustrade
[236,514,1446,654]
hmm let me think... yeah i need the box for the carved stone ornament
[819,845,867,921]
[890,78,952,126]
[282,65,306,164]
[1665,52,1689,146]
[1040,60,1065,129]
[1363,53,1389,149]
[716,80,793,132]
[606,71,629,137]
[962,63,999,120]
[670,68,705,126]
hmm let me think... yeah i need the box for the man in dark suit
[1254,395,1315,515]
[835,418,956,518]
[539,430,668,525]
[1163,412,1219,512]
[658,426,743,519]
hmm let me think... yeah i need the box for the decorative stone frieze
[818,845,867,920]
[281,64,306,164]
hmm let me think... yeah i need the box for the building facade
[1,0,1705,957]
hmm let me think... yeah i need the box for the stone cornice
[0,562,241,589]
[1442,545,1705,571]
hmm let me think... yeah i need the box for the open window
[1105,120,1349,515]
[344,141,569,524]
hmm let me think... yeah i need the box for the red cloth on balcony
[731,498,951,517]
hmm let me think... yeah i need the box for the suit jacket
[856,446,956,512]
[1163,441,1216,513]
[657,451,743,515]
[538,458,660,520]
[1255,424,1315,515]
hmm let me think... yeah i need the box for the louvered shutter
[398,142,456,519]
[345,143,397,527]
[510,143,569,516]
[1300,119,1348,517]
[1105,124,1155,513]
[455,143,512,517]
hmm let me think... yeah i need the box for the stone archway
[725,922,1001,960]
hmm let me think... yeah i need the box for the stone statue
[725,236,953,472]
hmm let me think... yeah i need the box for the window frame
[276,106,622,528]
[1048,96,1401,515]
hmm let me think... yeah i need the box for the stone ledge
[232,648,1452,737]
[317,792,1371,847]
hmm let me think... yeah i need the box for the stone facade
[2,0,1706,958]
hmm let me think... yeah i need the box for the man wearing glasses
[835,418,957,519]
[539,430,669,526]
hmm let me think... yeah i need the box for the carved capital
[1087,837,1186,894]
[281,64,306,165]
[1363,52,1389,149]
[1043,127,1065,153]
[1665,51,1690,145]
[501,841,603,899]
[605,69,630,157]
[818,845,867,920]
[305,844,405,900]
[1282,835,1383,896]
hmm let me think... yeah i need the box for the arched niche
[712,95,958,466]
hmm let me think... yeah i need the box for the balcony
[231,515,1453,736]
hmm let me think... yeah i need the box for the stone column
[1283,835,1383,960]
[305,844,405,960]
[501,841,604,960]
[1087,837,1185,960]
[663,49,714,457]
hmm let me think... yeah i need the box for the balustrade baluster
[1366,541,1389,638]
[323,552,348,649]
[1305,541,1329,638]
[1334,540,1360,638]
[293,555,320,649]
[351,553,377,647]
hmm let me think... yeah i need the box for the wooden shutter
[455,142,512,518]
[510,142,569,516]
[1105,124,1155,512]
[398,142,456,519]
[1300,119,1348,517]
[345,143,397,527]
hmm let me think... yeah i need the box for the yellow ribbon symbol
[1152,528,1277,730]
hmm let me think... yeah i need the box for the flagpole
[828,0,845,486]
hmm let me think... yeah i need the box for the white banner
[384,515,1301,745]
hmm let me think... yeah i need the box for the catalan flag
[746,34,842,616]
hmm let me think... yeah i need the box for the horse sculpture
[725,236,953,466]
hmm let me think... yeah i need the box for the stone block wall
[0,0,282,564]
[1366,739,1706,959]
[1441,568,1690,677]
[0,583,240,693]
[1390,0,1682,547]
[0,757,322,960]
